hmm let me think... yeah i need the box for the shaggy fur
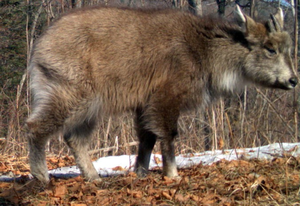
[26,6,297,183]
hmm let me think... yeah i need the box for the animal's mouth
[273,77,298,90]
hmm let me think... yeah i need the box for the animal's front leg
[141,88,181,178]
[161,134,178,177]
[134,108,158,176]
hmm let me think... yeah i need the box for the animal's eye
[265,47,277,55]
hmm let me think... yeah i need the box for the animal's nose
[289,77,298,87]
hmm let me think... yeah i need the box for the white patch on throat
[220,71,246,93]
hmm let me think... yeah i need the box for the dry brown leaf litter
[0,155,299,205]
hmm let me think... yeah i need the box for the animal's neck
[208,42,249,95]
[218,70,247,94]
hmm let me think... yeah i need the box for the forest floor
[0,154,299,206]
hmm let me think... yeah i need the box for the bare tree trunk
[204,110,211,151]
[172,0,180,8]
[216,0,226,16]
[294,0,299,141]
[26,0,43,109]
[250,0,255,18]
[187,0,202,16]
[71,0,76,8]
[297,0,300,60]
[27,2,43,62]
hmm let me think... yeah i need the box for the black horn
[271,14,283,32]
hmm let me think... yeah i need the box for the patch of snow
[46,142,300,178]
[0,142,299,182]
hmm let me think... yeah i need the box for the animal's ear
[234,5,257,34]
[267,8,284,33]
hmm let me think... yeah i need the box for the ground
[0,154,299,206]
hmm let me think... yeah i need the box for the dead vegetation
[0,154,299,205]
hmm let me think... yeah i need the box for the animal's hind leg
[27,131,50,184]
[63,120,100,181]
[27,108,64,184]
[134,108,157,176]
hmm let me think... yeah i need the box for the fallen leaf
[154,156,162,164]
[53,184,67,198]
[161,190,172,200]
[112,166,124,171]
[175,193,188,202]
[190,194,202,202]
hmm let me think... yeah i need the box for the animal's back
[30,7,199,112]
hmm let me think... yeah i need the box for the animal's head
[234,6,298,90]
